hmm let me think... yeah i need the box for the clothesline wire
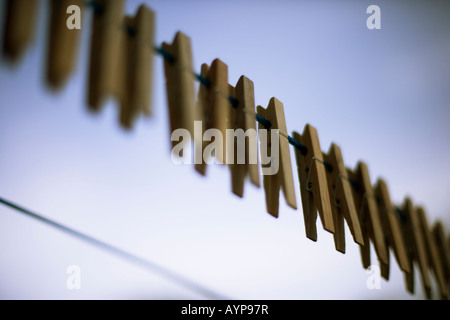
[0,197,230,300]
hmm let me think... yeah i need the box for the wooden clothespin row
[346,162,389,270]
[417,207,449,299]
[46,0,84,90]
[373,178,411,280]
[432,221,450,291]
[292,124,334,240]
[227,76,260,197]
[400,198,431,299]
[2,0,39,63]
[119,5,156,129]
[87,0,125,112]
[257,98,297,217]
[322,143,364,253]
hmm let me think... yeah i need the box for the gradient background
[0,0,449,299]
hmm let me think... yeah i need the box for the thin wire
[0,197,230,300]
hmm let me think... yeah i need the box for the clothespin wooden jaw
[46,0,84,90]
[374,178,411,277]
[235,76,260,189]
[346,162,389,268]
[346,167,370,268]
[322,143,364,253]
[417,207,449,299]
[257,98,297,217]
[2,0,39,63]
[87,0,125,111]
[194,63,210,176]
[162,31,198,151]
[119,5,156,129]
[228,76,260,197]
[205,58,230,165]
[432,221,450,291]
[400,197,431,298]
[292,124,334,241]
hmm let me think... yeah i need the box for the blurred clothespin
[400,198,431,298]
[322,143,364,253]
[2,0,39,63]
[46,0,84,90]
[432,221,450,292]
[227,76,260,197]
[87,0,125,111]
[417,207,449,299]
[194,64,210,175]
[257,98,297,217]
[292,124,334,240]
[346,162,389,269]
[205,59,230,165]
[374,178,411,280]
[119,5,156,129]
[162,31,198,147]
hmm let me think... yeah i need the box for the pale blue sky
[0,0,449,299]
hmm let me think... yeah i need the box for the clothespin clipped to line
[292,124,334,240]
[194,63,210,176]
[46,0,84,90]
[373,178,411,280]
[322,143,364,253]
[432,221,450,291]
[227,77,260,197]
[2,0,39,63]
[162,31,197,144]
[399,198,431,298]
[417,207,449,299]
[257,98,297,218]
[120,5,156,128]
[87,0,124,111]
[346,162,389,269]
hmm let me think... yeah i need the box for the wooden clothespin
[433,221,450,290]
[87,0,125,111]
[2,0,39,63]
[292,124,334,240]
[194,63,210,176]
[322,143,364,253]
[346,162,389,269]
[227,76,260,197]
[257,98,297,217]
[400,198,431,298]
[374,178,411,280]
[46,0,84,90]
[205,59,230,165]
[162,31,198,147]
[119,5,156,129]
[417,207,449,299]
